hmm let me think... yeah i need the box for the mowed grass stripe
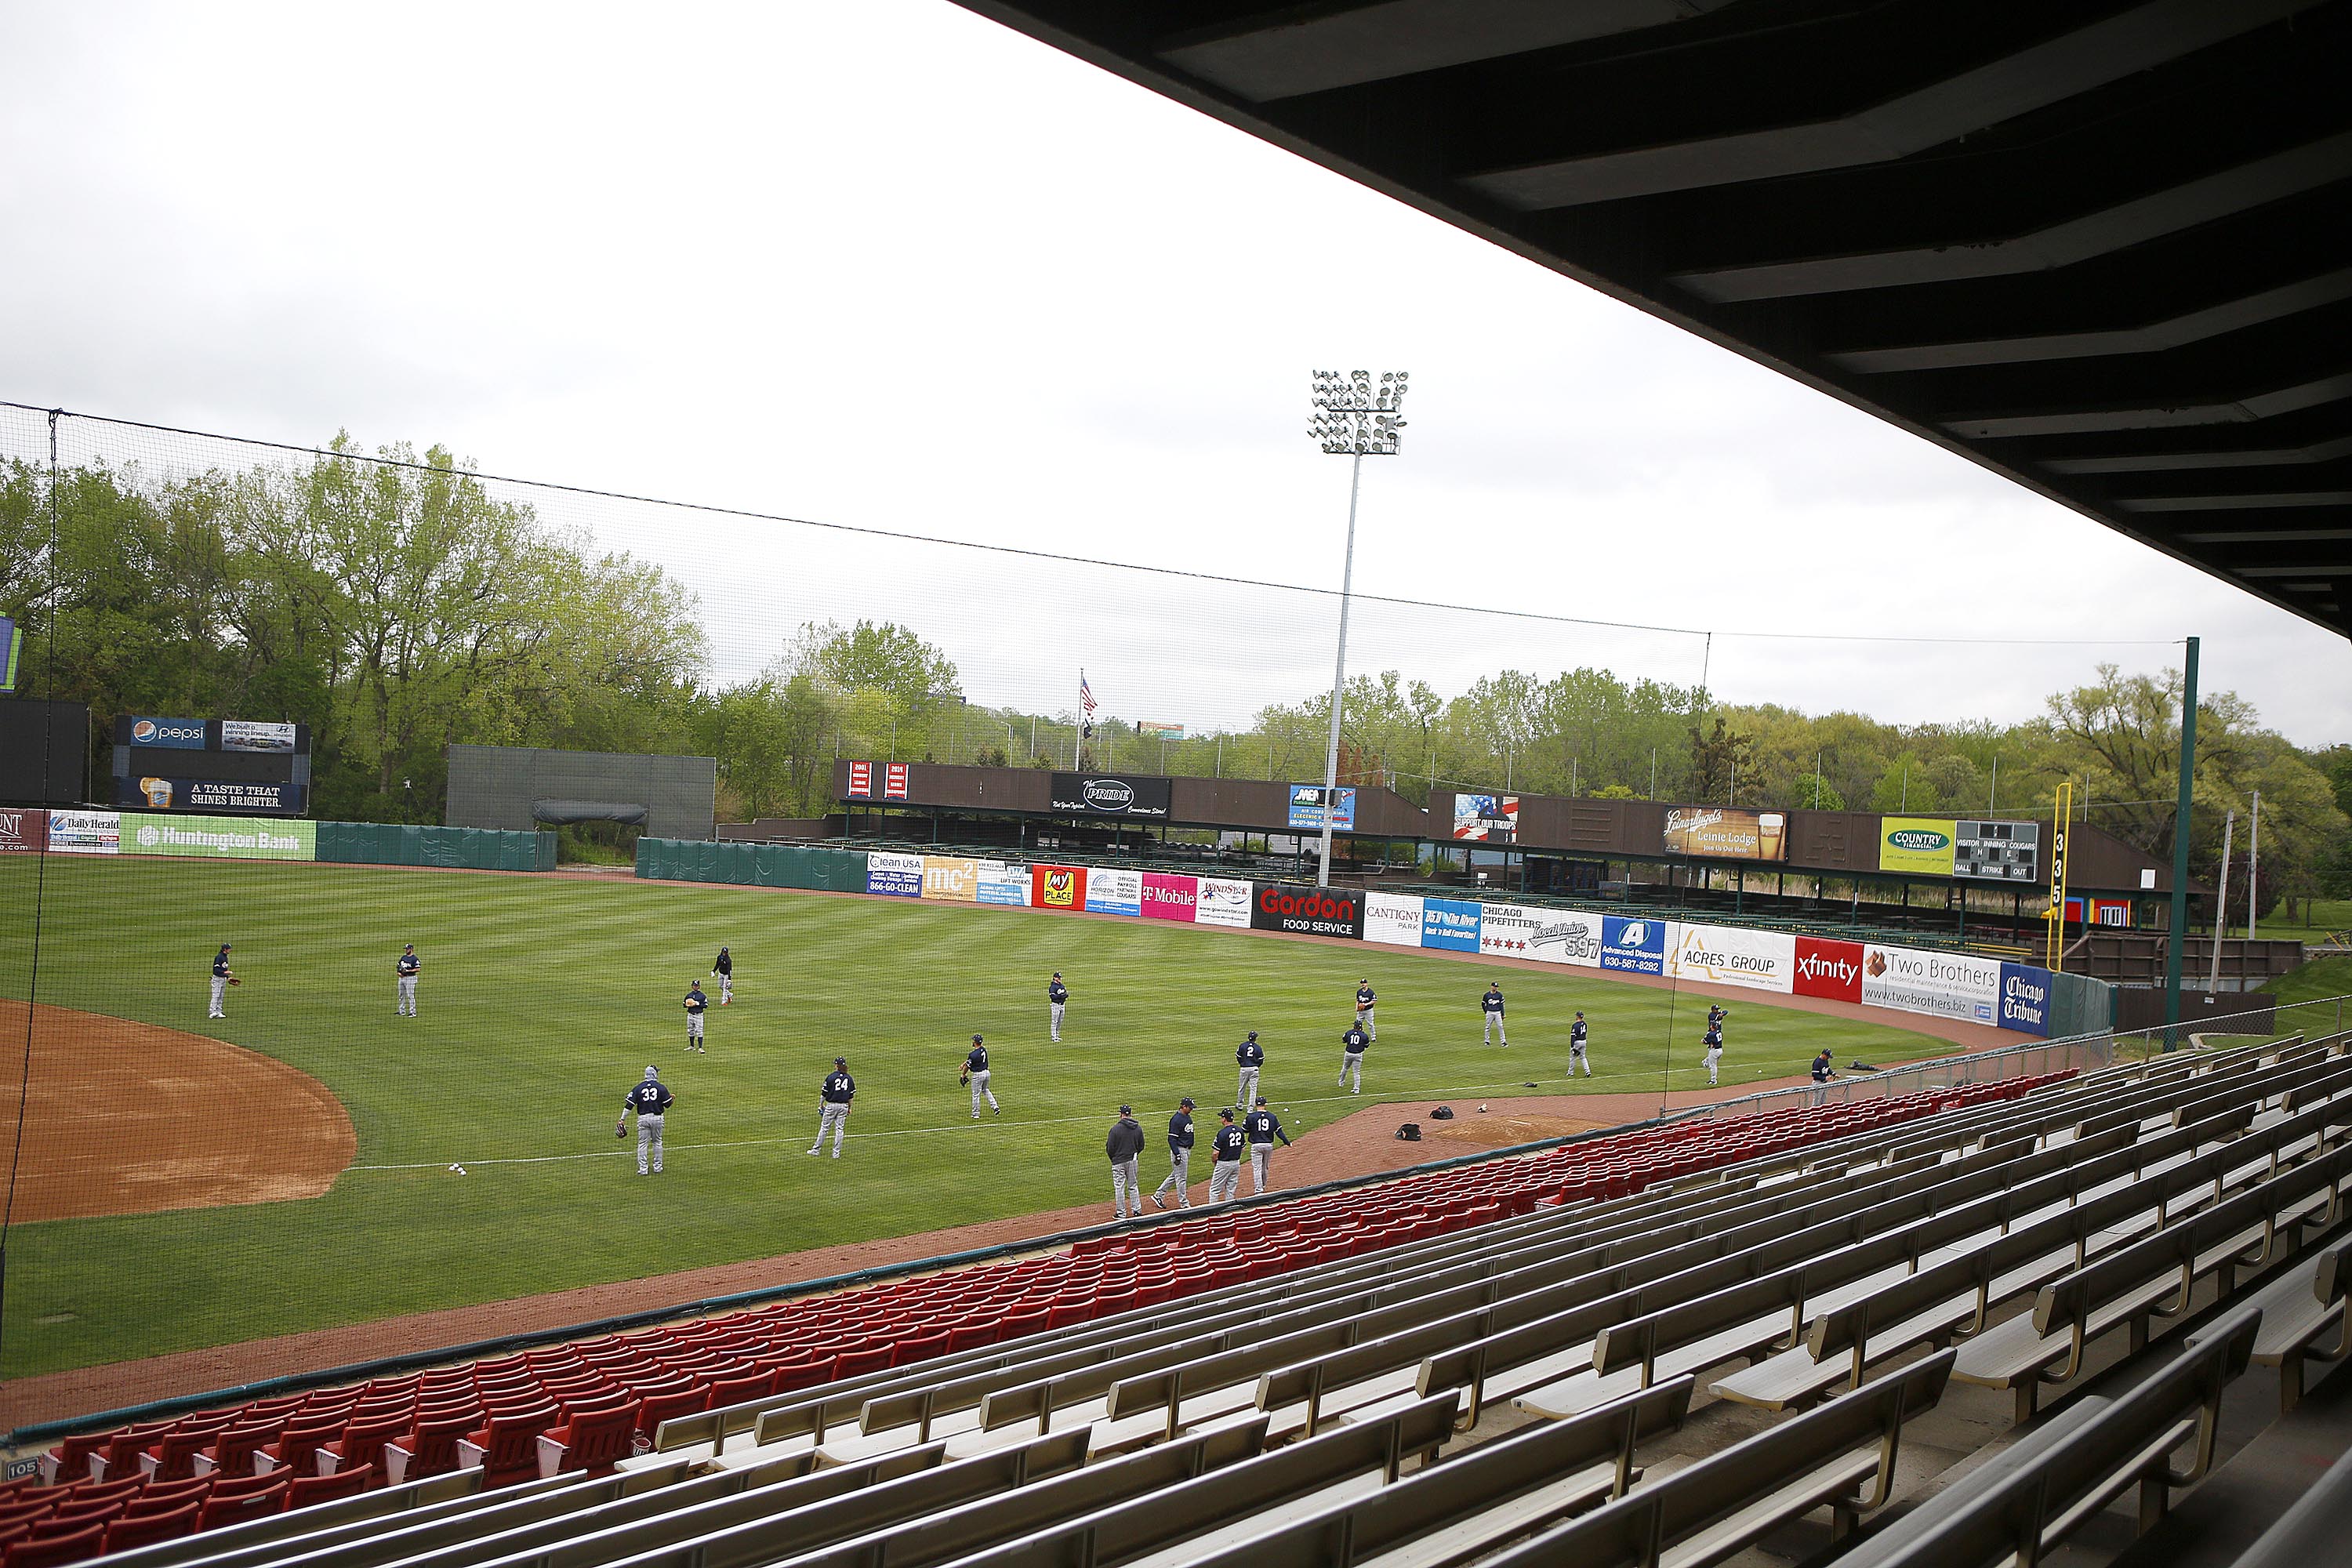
[0,856,1943,1378]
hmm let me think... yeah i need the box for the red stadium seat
[195,1472,289,1529]
[890,1329,953,1369]
[281,1466,371,1511]
[384,1407,479,1486]
[34,1432,107,1488]
[5,1522,105,1567]
[105,1500,201,1552]
[454,1404,557,1489]
[317,1410,409,1480]
[631,1387,709,1451]
[127,1477,212,1513]
[701,1367,777,1410]
[829,1343,894,1381]
[254,1414,344,1477]
[87,1421,174,1484]
[535,1403,640,1479]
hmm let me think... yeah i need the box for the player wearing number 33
[618,1065,673,1175]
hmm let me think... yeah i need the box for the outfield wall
[634,837,2114,1040]
[0,808,554,870]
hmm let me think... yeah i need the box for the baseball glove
[959,1069,971,1087]
[227,976,241,986]
[615,1120,629,1138]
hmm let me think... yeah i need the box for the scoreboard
[1954,818,2040,882]
[112,716,310,816]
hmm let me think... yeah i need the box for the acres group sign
[1049,773,1171,819]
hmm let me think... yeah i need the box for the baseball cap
[1118,1104,1132,1116]
[1178,1096,1194,1108]
[644,1065,659,1077]
[1246,1029,1258,1040]
[972,1033,983,1043]
[833,1056,847,1066]
[1219,1108,1235,1120]
[1254,1095,1268,1105]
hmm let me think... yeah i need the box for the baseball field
[0,855,1948,1383]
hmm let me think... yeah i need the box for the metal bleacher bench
[2204,1236,2352,1413]
[1835,1307,2260,1568]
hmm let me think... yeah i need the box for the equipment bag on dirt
[1396,1123,1421,1142]
[1428,1105,1455,1120]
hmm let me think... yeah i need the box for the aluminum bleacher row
[27,1033,2352,1568]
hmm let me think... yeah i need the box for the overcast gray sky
[3,1,2345,745]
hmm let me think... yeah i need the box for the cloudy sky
[3,1,2345,744]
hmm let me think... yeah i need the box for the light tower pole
[1308,368,1408,887]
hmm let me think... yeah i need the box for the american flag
[1080,671,1096,740]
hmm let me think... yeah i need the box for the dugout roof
[956,0,2352,637]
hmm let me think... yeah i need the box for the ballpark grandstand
[5,2,2352,1567]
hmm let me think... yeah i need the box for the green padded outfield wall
[318,822,556,871]
[635,837,867,891]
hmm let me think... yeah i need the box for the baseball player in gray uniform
[209,943,235,1018]
[712,946,733,1005]
[1236,1031,1264,1109]
[1207,1109,1245,1203]
[396,944,420,1017]
[683,982,708,1052]
[1355,980,1377,1040]
[1338,1022,1369,1094]
[810,1056,853,1157]
[1243,1097,1291,1195]
[1570,1011,1592,1076]
[1152,1097,1195,1210]
[1048,972,1067,1042]
[963,1035,1000,1118]
[1106,1105,1145,1221]
[619,1065,673,1175]
[1481,982,1506,1044]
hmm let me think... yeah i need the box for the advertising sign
[117,777,301,814]
[1955,819,2040,882]
[884,763,909,800]
[1601,916,1668,975]
[1663,808,1788,862]
[1421,896,1484,953]
[1862,945,2000,1024]
[920,855,978,902]
[1138,721,1185,741]
[1140,872,1200,923]
[220,720,299,753]
[978,859,1030,906]
[1287,786,1358,832]
[1998,962,2053,1036]
[1668,923,1796,992]
[1475,902,1540,957]
[847,760,873,797]
[1363,891,1424,947]
[1031,864,1087,912]
[1195,876,1253,929]
[0,808,45,854]
[1049,772,1173,819]
[1792,935,1865,1003]
[1877,817,1958,877]
[1451,793,1519,843]
[865,850,922,898]
[1252,883,1364,939]
[1086,866,1144,916]
[121,814,315,861]
[127,717,208,750]
[46,809,118,855]
[1525,907,1605,967]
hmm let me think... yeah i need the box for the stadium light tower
[1307,368,1408,887]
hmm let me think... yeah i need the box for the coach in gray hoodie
[1106,1105,1146,1221]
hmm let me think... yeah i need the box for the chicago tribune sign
[1048,772,1172,819]
[1250,882,1365,939]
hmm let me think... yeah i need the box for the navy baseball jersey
[967,1044,989,1073]
[1812,1054,1835,1082]
[1708,1005,1727,1027]
[822,1071,855,1103]
[1356,985,1376,1009]
[684,989,706,1015]
[397,950,419,978]
[1243,1109,1290,1146]
[213,949,232,977]
[1571,1018,1588,1047]
[1482,989,1504,1014]
[1342,1025,1369,1054]
[1212,1124,1247,1161]
[625,1080,673,1115]
[1048,978,1068,1004]
[1704,1025,1723,1050]
[1237,1038,1265,1067]
[1167,1109,1194,1149]
[713,949,732,975]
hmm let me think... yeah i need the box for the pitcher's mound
[0,1002,354,1221]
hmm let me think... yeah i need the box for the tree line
[4,447,2347,916]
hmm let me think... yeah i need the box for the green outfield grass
[0,857,1948,1382]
